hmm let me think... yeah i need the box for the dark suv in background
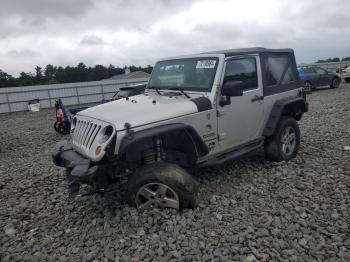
[298,66,341,91]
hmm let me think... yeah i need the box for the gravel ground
[1,84,350,262]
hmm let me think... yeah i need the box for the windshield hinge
[217,109,225,117]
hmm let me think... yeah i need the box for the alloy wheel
[281,126,296,156]
[135,183,180,211]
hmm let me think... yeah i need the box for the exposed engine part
[141,136,165,164]
[155,136,164,162]
[142,149,156,164]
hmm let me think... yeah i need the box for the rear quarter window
[265,53,298,86]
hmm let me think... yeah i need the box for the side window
[315,67,327,75]
[266,54,298,86]
[304,67,315,74]
[224,58,258,90]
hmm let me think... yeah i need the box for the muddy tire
[126,162,198,211]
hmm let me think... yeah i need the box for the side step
[198,139,264,167]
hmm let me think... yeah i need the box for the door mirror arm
[219,96,231,106]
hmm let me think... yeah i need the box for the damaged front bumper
[52,141,106,190]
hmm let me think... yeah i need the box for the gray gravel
[1,84,350,261]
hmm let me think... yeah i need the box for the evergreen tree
[0,62,153,88]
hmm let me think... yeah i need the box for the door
[314,67,331,86]
[304,67,320,86]
[217,56,264,151]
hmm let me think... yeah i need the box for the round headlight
[99,125,114,144]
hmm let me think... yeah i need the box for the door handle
[251,95,264,102]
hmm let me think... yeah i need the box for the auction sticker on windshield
[196,60,216,69]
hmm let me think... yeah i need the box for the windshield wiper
[169,87,191,98]
[147,86,162,95]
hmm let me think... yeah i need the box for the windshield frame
[148,57,219,93]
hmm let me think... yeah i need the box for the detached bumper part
[52,141,103,188]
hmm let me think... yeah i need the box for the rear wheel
[330,77,340,89]
[264,116,300,162]
[126,162,198,211]
[345,78,350,83]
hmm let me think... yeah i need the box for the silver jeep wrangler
[53,47,308,211]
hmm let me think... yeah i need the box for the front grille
[73,119,101,150]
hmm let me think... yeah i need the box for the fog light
[95,146,102,155]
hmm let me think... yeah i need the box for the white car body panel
[78,93,199,131]
[343,67,350,79]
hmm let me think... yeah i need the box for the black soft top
[202,47,300,96]
[202,47,294,57]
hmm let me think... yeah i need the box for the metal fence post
[5,92,11,113]
[75,87,80,104]
[101,84,105,99]
[47,89,52,108]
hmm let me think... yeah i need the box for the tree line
[316,57,350,63]
[0,63,153,88]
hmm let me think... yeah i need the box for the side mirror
[220,80,243,106]
[221,80,244,97]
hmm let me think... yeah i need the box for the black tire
[330,77,340,89]
[126,162,198,211]
[57,121,70,135]
[303,81,313,92]
[345,78,350,83]
[264,116,300,162]
[54,121,60,132]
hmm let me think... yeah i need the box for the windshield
[148,57,218,92]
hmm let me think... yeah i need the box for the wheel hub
[304,82,312,92]
[135,183,180,211]
[281,126,296,156]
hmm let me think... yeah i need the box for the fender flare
[118,123,209,159]
[263,96,308,137]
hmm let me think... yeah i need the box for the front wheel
[264,116,301,162]
[56,121,70,135]
[303,81,313,92]
[126,162,198,211]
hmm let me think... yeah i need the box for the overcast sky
[0,0,349,76]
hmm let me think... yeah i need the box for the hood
[77,93,203,130]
